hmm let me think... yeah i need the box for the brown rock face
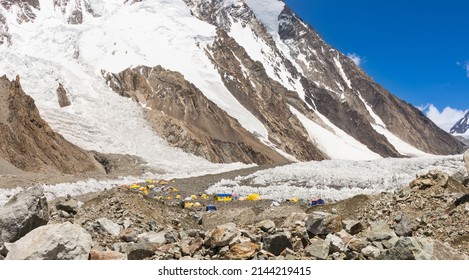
[56,83,71,107]
[0,75,103,174]
[207,30,327,161]
[53,0,98,24]
[105,66,289,165]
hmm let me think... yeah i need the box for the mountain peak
[0,0,465,174]
[450,111,469,136]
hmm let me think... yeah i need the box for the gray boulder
[394,215,416,237]
[362,221,396,242]
[6,222,92,260]
[361,245,382,258]
[205,223,240,248]
[263,232,292,256]
[0,187,49,243]
[342,220,364,235]
[112,242,159,260]
[305,239,330,260]
[306,212,342,236]
[378,237,467,260]
[138,231,167,244]
[326,233,346,253]
[257,220,275,232]
[92,218,121,236]
[56,199,79,214]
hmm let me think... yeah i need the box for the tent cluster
[124,178,180,198]
[122,179,324,210]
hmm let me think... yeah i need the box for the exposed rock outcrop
[105,66,289,164]
[53,0,99,24]
[56,83,71,107]
[0,75,103,174]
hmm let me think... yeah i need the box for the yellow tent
[246,193,261,201]
[175,194,182,199]
[129,184,140,189]
[190,195,198,200]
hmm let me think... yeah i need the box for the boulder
[137,231,167,244]
[410,170,448,189]
[342,220,364,235]
[257,220,275,232]
[305,239,330,260]
[263,232,293,256]
[90,250,127,260]
[281,212,307,228]
[0,187,49,243]
[362,221,396,242]
[112,242,159,260]
[181,237,204,257]
[0,243,12,257]
[119,228,139,243]
[394,215,416,237]
[326,234,346,253]
[6,222,92,260]
[55,199,79,214]
[347,238,368,252]
[306,212,342,236]
[455,193,469,207]
[361,245,381,258]
[92,218,121,236]
[205,223,240,248]
[225,242,260,260]
[378,237,466,260]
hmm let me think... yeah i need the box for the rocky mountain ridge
[0,75,104,174]
[0,0,466,170]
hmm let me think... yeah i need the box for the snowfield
[207,155,467,202]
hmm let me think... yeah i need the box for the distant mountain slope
[0,75,103,174]
[451,111,469,139]
[0,0,465,170]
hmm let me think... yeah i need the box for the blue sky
[284,0,469,130]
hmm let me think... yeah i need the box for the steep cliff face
[105,66,289,164]
[0,75,103,174]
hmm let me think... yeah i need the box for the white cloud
[465,62,469,78]
[419,104,468,131]
[347,53,362,66]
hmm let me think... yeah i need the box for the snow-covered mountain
[0,0,465,175]
[451,111,469,140]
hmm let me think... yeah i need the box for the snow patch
[290,106,381,160]
[333,56,352,89]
